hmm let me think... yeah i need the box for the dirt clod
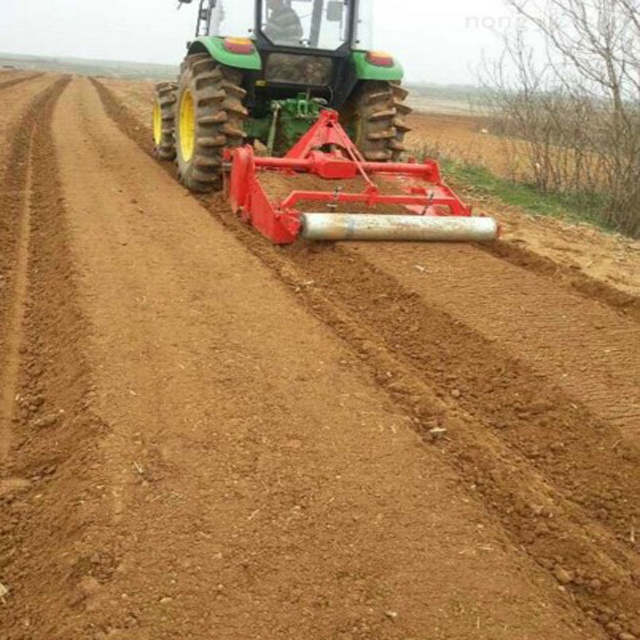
[553,565,574,586]
[78,576,102,596]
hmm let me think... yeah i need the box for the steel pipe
[300,213,499,242]
[255,156,438,177]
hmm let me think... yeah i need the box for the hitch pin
[328,187,343,211]
[421,190,435,215]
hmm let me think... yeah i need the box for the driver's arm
[265,7,303,42]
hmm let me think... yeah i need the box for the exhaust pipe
[300,213,499,242]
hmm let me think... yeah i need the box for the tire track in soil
[0,133,34,459]
[0,73,45,93]
[0,76,112,639]
[93,76,640,640]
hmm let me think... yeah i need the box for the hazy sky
[0,0,514,84]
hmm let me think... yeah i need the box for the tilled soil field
[2,72,640,640]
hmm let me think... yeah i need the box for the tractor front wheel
[343,81,412,162]
[175,53,247,192]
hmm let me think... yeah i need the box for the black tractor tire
[342,81,412,162]
[153,82,178,160]
[175,53,248,192]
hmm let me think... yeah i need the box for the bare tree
[486,0,640,236]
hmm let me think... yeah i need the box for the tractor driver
[264,0,303,44]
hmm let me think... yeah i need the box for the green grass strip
[435,157,612,232]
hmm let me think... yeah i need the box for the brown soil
[98,77,155,128]
[406,112,502,168]
[0,71,45,92]
[2,73,640,640]
[407,112,640,300]
[0,74,68,458]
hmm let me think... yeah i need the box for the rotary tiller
[225,110,499,244]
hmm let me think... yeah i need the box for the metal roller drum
[300,213,500,242]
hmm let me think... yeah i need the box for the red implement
[225,110,497,244]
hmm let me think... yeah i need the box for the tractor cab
[179,0,387,109]
[194,0,370,50]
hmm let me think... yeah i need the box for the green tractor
[153,0,412,192]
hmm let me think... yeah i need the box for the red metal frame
[225,110,476,244]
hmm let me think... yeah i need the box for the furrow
[0,73,45,92]
[0,78,68,461]
[0,75,110,638]
[0,132,33,460]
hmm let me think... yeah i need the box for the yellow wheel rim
[179,89,196,162]
[153,99,162,147]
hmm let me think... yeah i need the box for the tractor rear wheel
[152,82,178,160]
[342,81,412,162]
[175,53,247,192]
